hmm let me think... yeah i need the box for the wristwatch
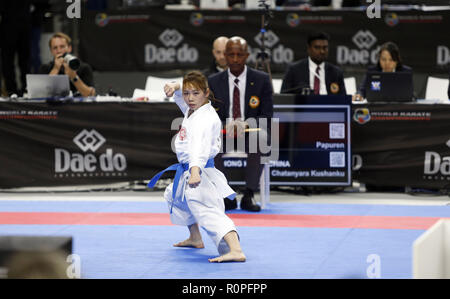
[72,75,79,83]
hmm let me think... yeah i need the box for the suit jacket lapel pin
[249,95,260,108]
[250,82,254,86]
[330,82,339,94]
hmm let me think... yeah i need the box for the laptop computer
[365,71,414,102]
[26,74,70,99]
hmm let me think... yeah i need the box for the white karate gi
[163,90,237,254]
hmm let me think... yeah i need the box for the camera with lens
[62,53,80,71]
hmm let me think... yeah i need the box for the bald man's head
[226,36,248,53]
[212,36,229,69]
[225,36,249,77]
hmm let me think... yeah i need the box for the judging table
[0,96,449,189]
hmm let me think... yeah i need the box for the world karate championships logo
[385,13,400,27]
[286,13,300,27]
[249,96,260,109]
[353,108,371,124]
[190,13,204,26]
[95,13,109,27]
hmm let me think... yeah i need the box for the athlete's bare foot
[174,223,204,248]
[173,238,204,249]
[208,250,246,263]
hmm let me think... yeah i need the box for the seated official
[39,32,95,97]
[354,42,412,101]
[208,36,273,213]
[280,31,346,96]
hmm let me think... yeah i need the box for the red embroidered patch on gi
[179,127,187,141]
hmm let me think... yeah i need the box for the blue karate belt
[147,158,215,213]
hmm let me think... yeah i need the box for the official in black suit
[354,41,412,100]
[208,37,273,212]
[281,31,346,96]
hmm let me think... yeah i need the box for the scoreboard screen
[271,103,351,186]
[222,94,352,187]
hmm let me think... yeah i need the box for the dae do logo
[336,30,380,65]
[247,30,294,64]
[54,129,127,174]
[424,139,450,179]
[145,29,199,64]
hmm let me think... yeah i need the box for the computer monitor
[365,71,414,102]
[26,74,70,99]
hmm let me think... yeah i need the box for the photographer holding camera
[39,32,95,97]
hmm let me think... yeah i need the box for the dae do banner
[0,101,450,189]
[79,9,450,73]
[0,102,179,188]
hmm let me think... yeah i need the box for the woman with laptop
[353,42,412,101]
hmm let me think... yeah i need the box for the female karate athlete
[148,71,246,263]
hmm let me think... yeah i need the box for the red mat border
[0,212,445,230]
